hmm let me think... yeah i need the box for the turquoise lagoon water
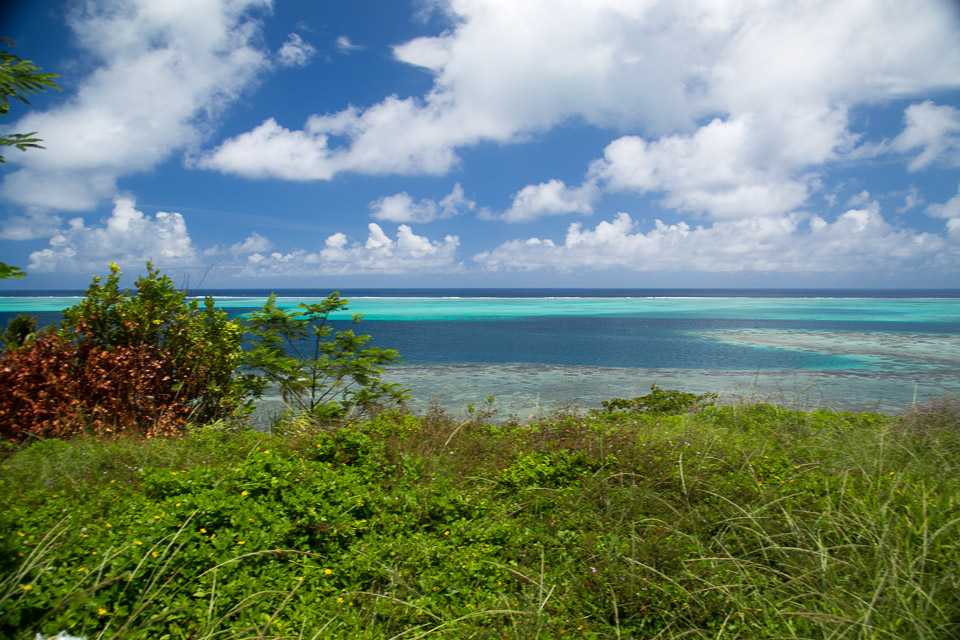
[2,290,958,416]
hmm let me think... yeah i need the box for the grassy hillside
[1,398,958,639]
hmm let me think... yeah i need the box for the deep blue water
[1,289,958,372]
[2,288,959,412]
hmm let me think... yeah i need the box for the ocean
[2,288,959,417]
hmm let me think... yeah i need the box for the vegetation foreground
[2,396,959,639]
[1,265,958,638]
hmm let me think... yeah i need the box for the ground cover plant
[1,394,958,639]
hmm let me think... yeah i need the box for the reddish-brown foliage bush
[0,333,194,443]
[0,264,252,443]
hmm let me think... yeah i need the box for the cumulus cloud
[27,196,199,272]
[474,204,945,274]
[591,116,819,220]
[0,0,271,211]
[277,33,316,67]
[199,0,960,189]
[198,97,466,179]
[891,101,960,171]
[495,179,599,223]
[370,183,475,223]
[239,223,460,276]
[926,185,960,237]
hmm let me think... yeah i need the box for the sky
[1,0,960,290]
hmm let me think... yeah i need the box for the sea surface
[2,288,959,418]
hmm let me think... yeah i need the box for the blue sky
[1,0,960,289]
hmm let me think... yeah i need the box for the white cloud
[277,33,316,67]
[846,190,872,208]
[335,36,364,53]
[200,0,960,188]
[229,231,272,255]
[0,0,272,211]
[897,186,923,213]
[891,101,960,171]
[592,117,817,220]
[474,204,946,274]
[927,185,960,237]
[239,223,460,276]
[27,196,199,272]
[370,183,475,223]
[496,179,599,223]
[198,98,466,179]
[0,210,63,241]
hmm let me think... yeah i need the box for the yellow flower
[324,569,332,575]
[134,540,143,546]
[22,585,32,591]
[241,491,249,496]
[200,528,207,534]
[338,597,344,603]
[237,541,245,545]
[98,608,107,615]
[151,552,158,558]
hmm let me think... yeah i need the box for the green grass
[1,398,958,639]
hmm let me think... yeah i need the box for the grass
[1,397,958,639]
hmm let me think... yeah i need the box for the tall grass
[1,398,958,639]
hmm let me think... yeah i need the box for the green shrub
[599,384,717,415]
[1,313,38,351]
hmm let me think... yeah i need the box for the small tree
[242,293,408,425]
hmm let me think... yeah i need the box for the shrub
[598,384,717,416]
[0,263,250,442]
